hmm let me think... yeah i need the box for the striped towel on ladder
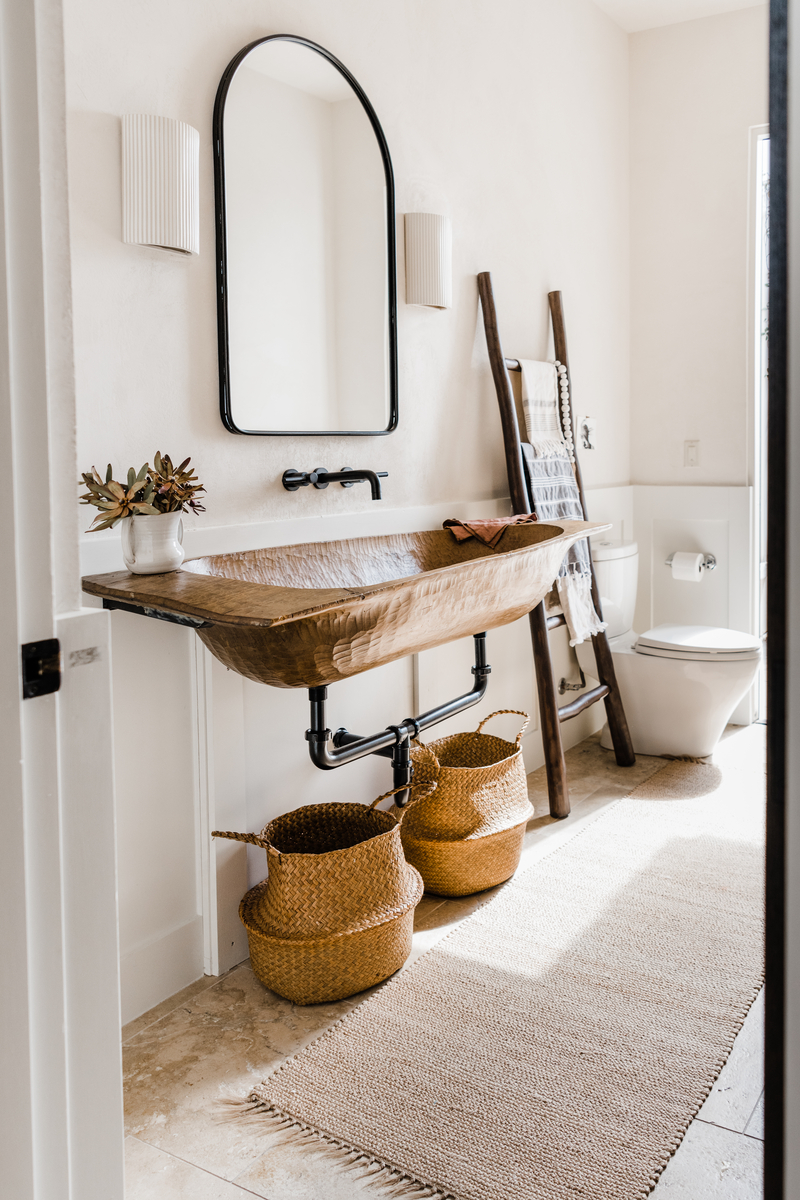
[521,443,606,646]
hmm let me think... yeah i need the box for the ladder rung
[546,613,567,630]
[558,683,610,721]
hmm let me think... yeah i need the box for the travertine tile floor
[123,726,765,1199]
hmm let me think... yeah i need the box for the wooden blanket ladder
[478,271,635,819]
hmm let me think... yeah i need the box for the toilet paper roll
[671,551,704,583]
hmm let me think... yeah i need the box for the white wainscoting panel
[633,486,754,635]
[209,654,249,975]
[110,612,204,1023]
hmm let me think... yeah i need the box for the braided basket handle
[410,737,441,773]
[474,709,530,747]
[370,779,438,822]
[211,829,270,849]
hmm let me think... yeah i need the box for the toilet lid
[591,538,638,563]
[635,624,762,662]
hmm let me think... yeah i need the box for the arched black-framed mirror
[213,35,398,436]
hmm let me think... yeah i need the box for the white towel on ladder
[518,360,566,459]
[556,573,607,647]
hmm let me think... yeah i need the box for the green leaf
[105,463,113,483]
[127,467,135,488]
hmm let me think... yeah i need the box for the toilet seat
[635,624,761,663]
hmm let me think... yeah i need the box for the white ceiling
[592,0,766,33]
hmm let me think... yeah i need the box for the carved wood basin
[82,519,607,688]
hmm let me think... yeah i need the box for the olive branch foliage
[79,452,206,533]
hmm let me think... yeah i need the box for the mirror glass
[215,37,397,435]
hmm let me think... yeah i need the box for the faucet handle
[282,467,332,491]
[282,469,312,491]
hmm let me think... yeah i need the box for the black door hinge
[21,638,61,699]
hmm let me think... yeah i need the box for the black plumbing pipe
[305,632,492,805]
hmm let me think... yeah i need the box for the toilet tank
[589,539,638,638]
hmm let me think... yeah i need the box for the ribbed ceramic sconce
[122,114,200,255]
[404,213,452,308]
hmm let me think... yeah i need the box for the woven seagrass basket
[212,782,432,1005]
[399,710,534,897]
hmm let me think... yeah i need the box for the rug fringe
[217,1096,456,1199]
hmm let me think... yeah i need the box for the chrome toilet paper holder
[665,552,717,571]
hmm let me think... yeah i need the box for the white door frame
[0,0,125,1196]
[747,123,770,723]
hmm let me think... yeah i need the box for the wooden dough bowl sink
[82,519,607,689]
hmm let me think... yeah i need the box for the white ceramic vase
[121,511,185,574]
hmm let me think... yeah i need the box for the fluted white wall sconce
[122,114,200,255]
[404,213,452,308]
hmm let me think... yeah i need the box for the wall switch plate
[684,439,699,467]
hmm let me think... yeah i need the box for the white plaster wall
[64,0,632,1018]
[65,0,631,525]
[629,6,768,486]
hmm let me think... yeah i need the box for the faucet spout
[282,467,388,500]
[323,468,387,499]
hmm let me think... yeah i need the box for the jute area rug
[232,758,764,1200]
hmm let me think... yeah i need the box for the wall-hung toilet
[574,540,761,759]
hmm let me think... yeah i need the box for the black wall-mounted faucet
[282,466,388,501]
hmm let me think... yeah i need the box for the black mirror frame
[212,34,399,437]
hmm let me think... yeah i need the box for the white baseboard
[119,916,203,1026]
